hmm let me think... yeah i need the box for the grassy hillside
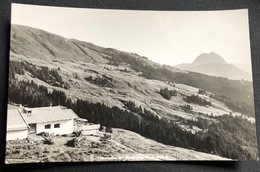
[5,127,229,163]
[8,24,258,160]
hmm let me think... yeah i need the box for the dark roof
[7,109,28,131]
[21,106,79,124]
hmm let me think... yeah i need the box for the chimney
[24,107,32,114]
[50,103,52,111]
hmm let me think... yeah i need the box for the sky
[11,3,252,66]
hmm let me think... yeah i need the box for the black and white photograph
[5,3,258,163]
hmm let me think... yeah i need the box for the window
[54,123,60,128]
[45,124,51,129]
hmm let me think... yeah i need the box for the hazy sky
[11,3,251,66]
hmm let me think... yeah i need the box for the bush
[198,89,206,95]
[159,88,177,100]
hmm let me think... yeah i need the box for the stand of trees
[184,94,212,106]
[8,80,67,108]
[198,89,207,95]
[180,104,193,111]
[185,117,211,130]
[85,76,114,87]
[9,61,69,89]
[159,88,177,100]
[210,94,254,117]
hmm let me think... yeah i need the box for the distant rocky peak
[192,52,227,65]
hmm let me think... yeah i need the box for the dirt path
[111,128,230,160]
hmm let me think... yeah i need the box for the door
[28,124,36,133]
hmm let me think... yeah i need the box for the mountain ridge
[175,52,252,81]
[10,24,254,101]
[192,52,227,65]
[11,24,180,73]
